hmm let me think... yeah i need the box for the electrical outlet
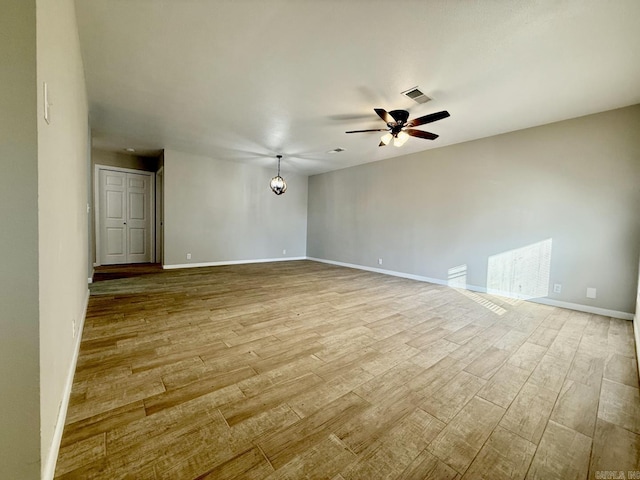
[72,319,76,339]
[586,287,597,299]
[378,258,383,265]
[282,249,287,255]
[553,284,562,294]
[186,253,191,260]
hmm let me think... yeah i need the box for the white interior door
[126,174,151,263]
[98,168,153,265]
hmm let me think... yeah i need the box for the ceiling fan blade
[374,108,394,124]
[406,110,450,128]
[388,109,409,125]
[405,129,439,140]
[345,129,388,134]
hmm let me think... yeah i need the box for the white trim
[635,260,640,383]
[530,297,633,320]
[307,257,634,320]
[163,257,307,270]
[42,288,89,480]
[308,256,447,284]
[155,168,164,266]
[95,164,156,176]
[94,165,156,266]
[635,314,640,383]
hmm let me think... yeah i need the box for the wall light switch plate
[586,287,597,299]
[43,82,51,124]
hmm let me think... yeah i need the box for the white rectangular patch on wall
[487,238,553,299]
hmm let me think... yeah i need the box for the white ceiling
[76,0,640,175]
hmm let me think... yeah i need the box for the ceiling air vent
[401,86,431,104]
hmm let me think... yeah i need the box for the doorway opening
[95,166,155,265]
[92,149,163,269]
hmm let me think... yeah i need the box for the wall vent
[401,87,431,104]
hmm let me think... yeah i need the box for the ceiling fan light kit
[268,108,447,195]
[393,130,409,147]
[270,154,287,195]
[346,108,450,147]
[380,132,393,145]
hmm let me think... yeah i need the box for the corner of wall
[0,0,41,478]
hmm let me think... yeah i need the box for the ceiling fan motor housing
[388,110,410,127]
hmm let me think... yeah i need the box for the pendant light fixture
[270,155,287,195]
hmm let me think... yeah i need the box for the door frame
[94,164,156,266]
[155,166,164,266]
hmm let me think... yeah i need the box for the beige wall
[36,0,90,476]
[164,149,308,266]
[308,105,640,315]
[0,1,41,477]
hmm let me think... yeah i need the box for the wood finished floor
[56,260,640,479]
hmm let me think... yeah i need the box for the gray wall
[308,105,640,315]
[164,149,307,266]
[0,0,41,477]
[92,148,160,172]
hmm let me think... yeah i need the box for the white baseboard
[307,257,634,321]
[308,256,449,285]
[42,288,89,480]
[530,297,633,320]
[163,256,307,270]
[635,314,640,381]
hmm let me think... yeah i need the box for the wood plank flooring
[56,260,640,479]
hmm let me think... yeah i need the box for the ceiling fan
[346,108,450,147]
